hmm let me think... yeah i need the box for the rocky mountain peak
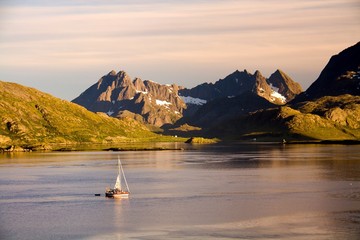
[133,77,146,92]
[179,69,299,105]
[253,70,262,77]
[267,69,303,101]
[73,68,302,127]
[294,41,360,102]
[73,70,186,127]
[116,71,133,88]
[252,71,283,104]
[108,70,117,76]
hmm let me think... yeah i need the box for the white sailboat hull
[113,193,129,199]
[105,189,130,198]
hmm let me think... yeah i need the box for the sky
[0,0,359,100]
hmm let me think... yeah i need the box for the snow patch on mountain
[269,83,286,103]
[270,91,286,103]
[156,99,172,106]
[136,90,148,94]
[107,110,114,116]
[180,96,207,105]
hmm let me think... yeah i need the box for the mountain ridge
[179,69,302,104]
[73,68,302,127]
[73,71,186,127]
[294,41,360,102]
[209,94,360,141]
[205,42,360,141]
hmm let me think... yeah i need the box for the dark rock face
[179,69,301,105]
[294,41,360,102]
[267,69,303,101]
[72,71,186,127]
[183,91,277,129]
[179,70,255,101]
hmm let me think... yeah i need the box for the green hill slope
[0,81,166,147]
[211,95,360,141]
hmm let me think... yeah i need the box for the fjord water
[0,143,359,239]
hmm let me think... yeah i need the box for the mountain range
[208,42,360,141]
[1,42,359,148]
[73,41,360,141]
[73,71,186,127]
[73,68,302,127]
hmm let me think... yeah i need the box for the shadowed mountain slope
[294,41,360,102]
[207,42,360,141]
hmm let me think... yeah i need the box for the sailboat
[105,156,130,198]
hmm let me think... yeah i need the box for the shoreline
[1,139,360,152]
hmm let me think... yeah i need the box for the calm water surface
[0,143,359,239]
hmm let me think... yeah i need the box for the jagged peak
[143,79,161,86]
[273,69,291,80]
[269,69,286,81]
[274,69,283,74]
[254,70,264,77]
[108,70,117,76]
[133,77,147,92]
[232,69,251,76]
[116,70,130,78]
[133,77,144,85]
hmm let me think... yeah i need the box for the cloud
[0,0,359,100]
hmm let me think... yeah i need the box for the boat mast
[118,156,122,189]
[120,159,130,193]
[114,157,121,189]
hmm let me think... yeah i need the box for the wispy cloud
[0,0,359,99]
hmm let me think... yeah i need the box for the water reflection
[0,143,359,239]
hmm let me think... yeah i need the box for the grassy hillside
[211,95,360,141]
[289,95,360,140]
[0,81,179,148]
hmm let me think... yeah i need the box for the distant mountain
[268,69,303,101]
[73,70,186,127]
[206,42,360,141]
[0,81,160,148]
[294,41,360,102]
[177,69,302,129]
[179,69,302,105]
[73,69,301,127]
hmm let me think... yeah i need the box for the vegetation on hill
[211,95,360,141]
[185,137,219,144]
[0,81,181,149]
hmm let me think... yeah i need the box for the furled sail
[114,174,121,189]
[114,157,122,189]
